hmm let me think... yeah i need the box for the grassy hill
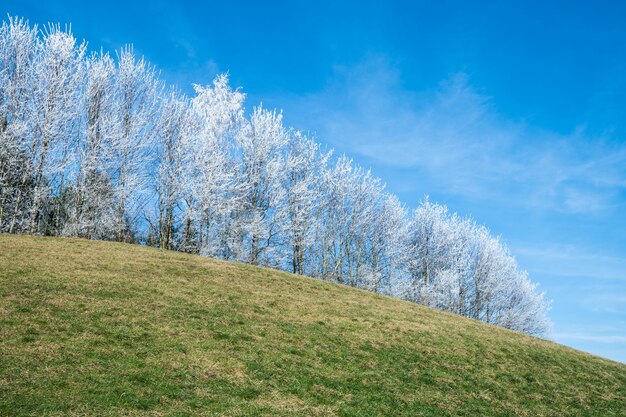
[0,235,624,416]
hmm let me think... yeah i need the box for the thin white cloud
[554,332,626,344]
[278,55,626,214]
[512,243,626,281]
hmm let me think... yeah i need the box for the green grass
[0,234,624,416]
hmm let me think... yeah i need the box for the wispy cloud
[513,243,626,281]
[554,332,626,344]
[278,56,626,214]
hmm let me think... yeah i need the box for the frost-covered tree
[405,199,550,336]
[366,194,408,294]
[148,89,190,250]
[312,157,355,282]
[313,157,389,288]
[281,131,331,274]
[0,17,39,233]
[406,199,450,301]
[235,105,288,265]
[65,52,117,239]
[27,24,85,234]
[182,74,245,256]
[109,46,160,242]
[0,19,86,235]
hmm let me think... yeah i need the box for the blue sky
[8,0,626,363]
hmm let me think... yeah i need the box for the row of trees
[0,17,550,335]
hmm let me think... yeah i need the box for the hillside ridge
[1,234,624,416]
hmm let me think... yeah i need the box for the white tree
[313,157,387,288]
[312,156,355,283]
[405,198,550,335]
[110,46,160,242]
[366,194,408,294]
[148,88,190,249]
[407,199,452,302]
[235,105,288,265]
[65,51,117,239]
[2,22,87,235]
[182,74,245,256]
[281,130,331,274]
[0,16,39,233]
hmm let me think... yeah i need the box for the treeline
[0,17,550,335]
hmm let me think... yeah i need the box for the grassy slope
[0,235,624,417]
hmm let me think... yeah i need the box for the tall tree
[235,105,288,265]
[182,74,245,256]
[65,52,117,239]
[110,46,159,242]
[281,131,331,274]
[0,17,39,233]
[151,89,189,249]
[27,24,86,234]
